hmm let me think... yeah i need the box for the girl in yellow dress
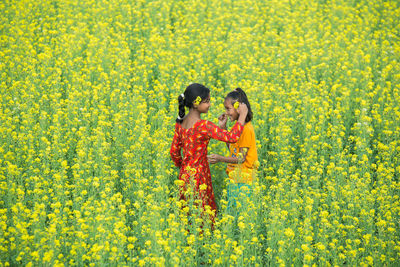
[208,88,258,214]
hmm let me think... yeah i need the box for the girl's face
[224,98,239,121]
[197,95,211,113]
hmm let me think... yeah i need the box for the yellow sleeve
[238,124,253,149]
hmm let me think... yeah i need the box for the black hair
[176,83,210,123]
[226,87,253,122]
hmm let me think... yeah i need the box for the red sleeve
[170,123,183,167]
[204,121,244,143]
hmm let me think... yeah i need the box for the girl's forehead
[224,98,233,106]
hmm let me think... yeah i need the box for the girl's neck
[187,109,201,120]
[181,109,201,129]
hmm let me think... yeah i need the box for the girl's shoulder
[176,119,206,131]
[196,119,210,130]
[244,121,254,130]
[194,120,217,133]
[242,122,256,136]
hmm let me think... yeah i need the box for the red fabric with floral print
[170,120,244,214]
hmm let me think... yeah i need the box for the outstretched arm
[218,114,230,150]
[204,103,248,143]
[205,120,244,143]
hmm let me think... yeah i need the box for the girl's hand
[237,103,248,116]
[237,103,248,126]
[207,154,220,164]
[218,113,228,129]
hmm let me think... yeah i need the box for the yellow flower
[185,166,197,176]
[284,228,295,239]
[193,96,201,105]
[230,254,238,262]
[366,256,373,265]
[301,244,310,252]
[253,160,260,169]
[233,101,239,109]
[238,221,245,230]
[304,254,314,262]
[174,180,184,186]
[316,243,326,251]
[199,184,207,191]
[187,234,195,245]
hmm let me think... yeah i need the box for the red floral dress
[170,120,244,215]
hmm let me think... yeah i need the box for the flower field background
[1,0,399,266]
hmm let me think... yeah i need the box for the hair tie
[180,93,184,99]
[177,115,183,120]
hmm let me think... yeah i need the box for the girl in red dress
[170,83,248,221]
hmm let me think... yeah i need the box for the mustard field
[1,0,399,266]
